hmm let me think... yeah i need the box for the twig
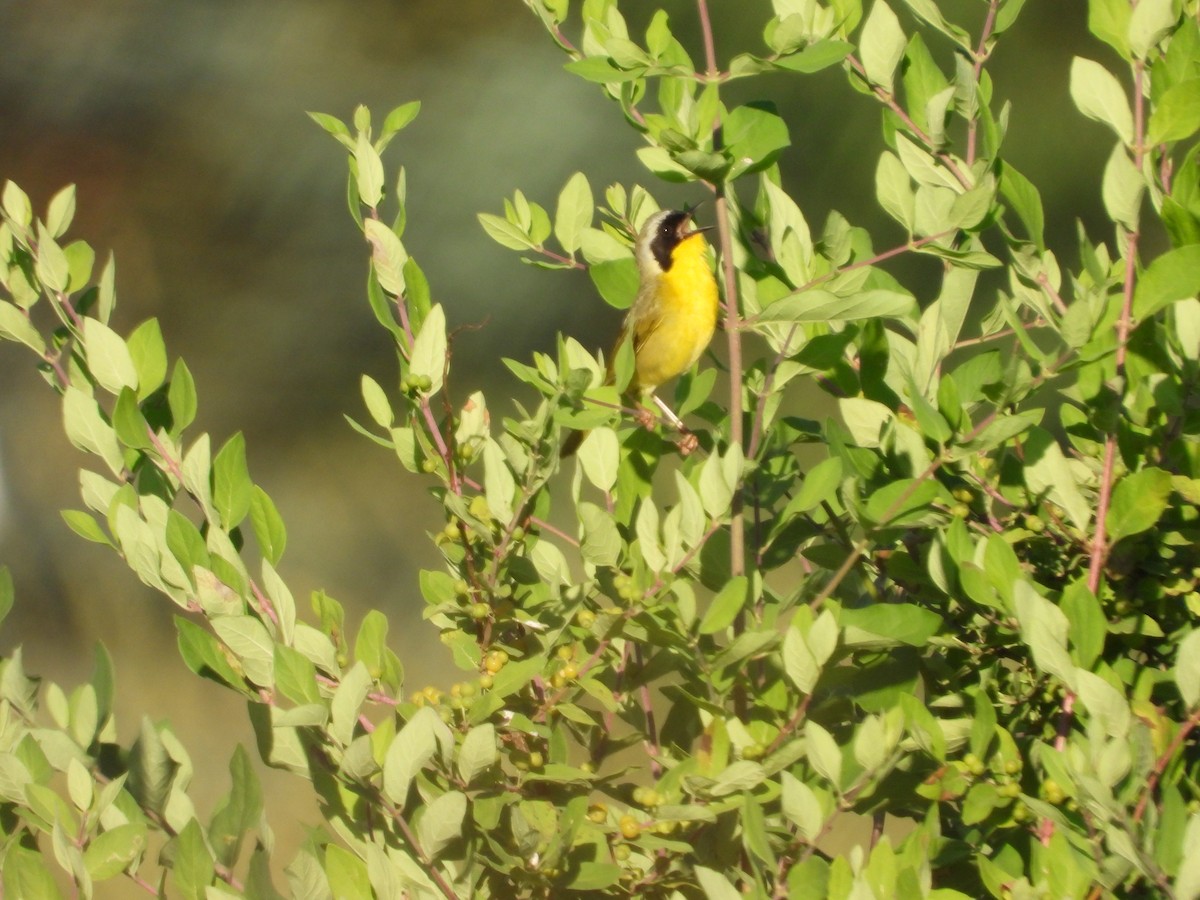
[966,0,1002,167]
[844,55,972,190]
[696,0,746,581]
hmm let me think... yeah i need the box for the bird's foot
[633,405,658,430]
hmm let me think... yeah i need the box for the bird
[561,208,719,457]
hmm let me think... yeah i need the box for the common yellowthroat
[561,208,719,457]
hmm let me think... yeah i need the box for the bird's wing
[630,307,664,353]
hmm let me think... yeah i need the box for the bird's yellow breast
[632,234,719,390]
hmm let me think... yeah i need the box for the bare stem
[1087,56,1145,594]
[845,55,972,190]
[966,0,1002,167]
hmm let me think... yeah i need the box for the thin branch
[378,793,462,900]
[844,55,972,190]
[1134,707,1200,824]
[697,0,746,581]
[966,0,1002,167]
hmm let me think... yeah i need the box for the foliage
[2,0,1200,897]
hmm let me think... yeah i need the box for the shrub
[1,0,1199,897]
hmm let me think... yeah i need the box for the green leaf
[364,218,407,296]
[457,723,497,786]
[741,792,776,867]
[577,426,619,493]
[330,661,372,746]
[166,509,209,577]
[324,844,371,900]
[168,359,198,435]
[274,644,321,705]
[1061,579,1105,670]
[864,478,945,526]
[2,180,32,226]
[383,706,444,807]
[83,318,139,394]
[61,509,112,546]
[860,0,906,93]
[725,102,791,178]
[568,863,623,891]
[84,823,146,880]
[2,847,64,900]
[1148,79,1200,144]
[901,32,949,135]
[900,0,969,46]
[781,771,825,840]
[213,432,253,529]
[695,866,742,900]
[1129,0,1176,58]
[564,56,646,83]
[1023,427,1091,532]
[355,131,384,208]
[1105,467,1172,542]
[112,388,152,450]
[962,781,1001,825]
[127,318,168,398]
[1176,814,1200,900]
[172,819,215,900]
[211,615,275,687]
[62,386,125,476]
[308,111,353,148]
[698,443,739,517]
[757,289,915,324]
[1134,244,1200,318]
[805,721,842,788]
[1070,57,1133,143]
[1087,0,1131,58]
[35,229,70,292]
[1177,630,1200,708]
[360,375,393,429]
[417,790,467,860]
[589,257,639,310]
[554,172,593,255]
[478,212,536,250]
[176,617,247,690]
[842,604,942,648]
[876,151,914,230]
[483,437,516,523]
[208,745,263,868]
[699,575,748,634]
[354,609,389,677]
[771,40,853,73]
[250,487,287,565]
[1074,669,1130,737]
[1102,142,1143,230]
[579,502,621,567]
[1013,581,1073,684]
[380,100,421,139]
[0,300,46,353]
[410,303,447,395]
[999,161,1045,251]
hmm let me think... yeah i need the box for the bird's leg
[651,394,699,456]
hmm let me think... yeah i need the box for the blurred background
[0,0,1107,891]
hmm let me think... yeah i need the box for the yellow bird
[561,208,719,457]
